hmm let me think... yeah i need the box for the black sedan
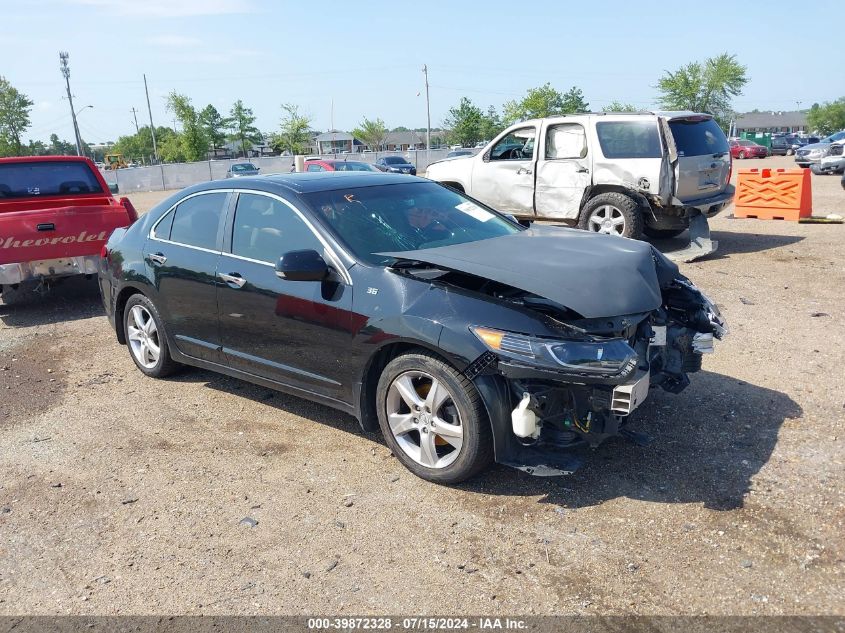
[98,173,726,483]
[375,155,416,175]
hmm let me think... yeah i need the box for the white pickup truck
[426,111,735,260]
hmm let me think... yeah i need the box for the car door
[470,125,537,215]
[217,191,354,401]
[144,190,229,363]
[534,121,591,220]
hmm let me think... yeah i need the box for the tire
[578,192,644,239]
[810,164,826,176]
[1,282,37,307]
[643,226,686,239]
[786,149,794,156]
[375,351,493,484]
[738,151,746,159]
[123,294,180,378]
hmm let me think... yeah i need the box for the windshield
[232,163,257,171]
[332,161,377,172]
[823,131,845,143]
[382,156,408,165]
[668,118,730,156]
[303,181,522,265]
[0,161,104,199]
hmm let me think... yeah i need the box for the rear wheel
[578,192,643,239]
[376,351,493,484]
[786,149,794,156]
[123,294,180,378]
[738,151,746,159]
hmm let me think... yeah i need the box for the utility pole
[130,107,140,134]
[59,52,83,156]
[143,74,159,163]
[422,64,431,150]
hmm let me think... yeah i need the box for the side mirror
[108,183,119,194]
[276,249,328,282]
[256,167,260,172]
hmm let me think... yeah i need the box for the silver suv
[426,112,734,259]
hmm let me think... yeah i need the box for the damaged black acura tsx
[99,172,727,483]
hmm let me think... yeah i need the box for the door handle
[148,252,167,265]
[219,272,247,288]
[576,167,589,173]
[517,168,533,175]
[36,223,55,232]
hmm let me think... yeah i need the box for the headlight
[470,326,638,377]
[808,149,823,157]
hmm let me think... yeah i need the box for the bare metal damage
[0,255,99,286]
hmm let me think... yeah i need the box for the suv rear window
[0,161,104,199]
[595,121,662,158]
[669,118,729,156]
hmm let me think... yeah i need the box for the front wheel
[123,294,180,378]
[738,151,746,159]
[578,192,644,239]
[376,351,493,484]
[786,149,794,156]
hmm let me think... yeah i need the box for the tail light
[119,197,139,223]
[100,244,109,259]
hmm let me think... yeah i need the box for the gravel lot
[1,156,843,615]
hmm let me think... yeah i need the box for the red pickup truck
[0,156,138,305]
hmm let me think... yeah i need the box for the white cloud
[36,101,54,112]
[71,0,255,17]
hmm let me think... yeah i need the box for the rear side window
[168,192,228,250]
[231,193,322,264]
[306,164,325,172]
[153,209,175,240]
[595,121,662,159]
[668,118,730,156]
[0,161,104,199]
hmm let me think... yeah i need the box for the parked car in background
[98,172,726,482]
[226,163,260,178]
[795,131,845,168]
[769,136,794,156]
[0,156,138,305]
[729,139,768,159]
[426,111,733,260]
[446,150,474,159]
[811,140,845,174]
[303,159,380,172]
[375,156,417,175]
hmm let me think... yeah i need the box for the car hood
[799,142,830,151]
[429,155,472,167]
[381,226,672,318]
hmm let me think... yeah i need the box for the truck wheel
[578,193,644,239]
[643,226,686,239]
[1,282,36,307]
[376,351,493,484]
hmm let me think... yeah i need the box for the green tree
[602,101,639,113]
[353,117,388,151]
[166,92,208,161]
[0,76,34,156]
[503,83,589,123]
[479,105,504,142]
[271,103,312,155]
[113,126,176,163]
[48,133,76,155]
[656,53,748,128]
[198,104,227,150]
[444,97,483,147]
[391,126,410,132]
[806,98,845,136]
[228,99,261,158]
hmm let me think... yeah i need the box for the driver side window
[490,128,536,161]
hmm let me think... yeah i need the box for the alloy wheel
[587,204,626,236]
[385,370,464,469]
[127,305,161,369]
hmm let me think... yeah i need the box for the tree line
[4,54,845,159]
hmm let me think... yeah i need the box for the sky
[3,0,843,145]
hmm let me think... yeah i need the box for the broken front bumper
[0,256,99,286]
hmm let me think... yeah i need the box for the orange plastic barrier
[734,168,812,221]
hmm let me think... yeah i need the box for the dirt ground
[1,156,843,615]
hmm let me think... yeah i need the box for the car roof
[188,171,424,195]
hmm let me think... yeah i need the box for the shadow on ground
[460,370,801,511]
[172,363,801,512]
[0,277,103,327]
[649,229,804,260]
